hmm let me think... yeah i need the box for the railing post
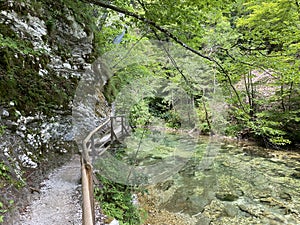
[121,115,129,135]
[87,163,95,224]
[91,135,95,164]
[110,116,114,142]
[121,116,124,136]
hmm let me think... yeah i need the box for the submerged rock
[223,203,239,217]
[141,141,300,224]
[156,180,174,191]
[279,192,292,201]
[215,192,239,202]
[290,172,300,179]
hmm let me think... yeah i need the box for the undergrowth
[94,173,146,225]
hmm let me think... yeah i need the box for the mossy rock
[156,180,174,191]
[291,172,300,179]
[215,192,239,202]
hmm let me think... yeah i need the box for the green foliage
[0,162,10,183]
[0,63,77,115]
[87,0,300,145]
[0,126,5,136]
[237,0,299,51]
[104,64,152,103]
[38,0,95,26]
[0,34,43,56]
[236,10,292,143]
[129,100,153,128]
[93,14,126,55]
[94,174,143,225]
[0,200,14,224]
[196,105,211,134]
[0,161,25,189]
[0,23,77,115]
[0,201,5,223]
[0,2,82,115]
[247,118,291,145]
[205,0,300,145]
[163,110,181,128]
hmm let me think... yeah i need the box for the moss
[0,45,78,115]
[0,15,79,115]
[0,0,98,116]
[0,24,17,39]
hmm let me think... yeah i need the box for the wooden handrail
[81,159,94,225]
[81,118,109,225]
[81,116,129,225]
[82,118,110,162]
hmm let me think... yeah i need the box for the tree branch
[136,0,190,83]
[83,0,246,112]
[83,0,214,63]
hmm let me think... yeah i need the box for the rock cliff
[0,1,109,223]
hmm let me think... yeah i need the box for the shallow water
[117,131,300,224]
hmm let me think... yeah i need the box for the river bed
[117,131,300,224]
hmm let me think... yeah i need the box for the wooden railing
[81,116,129,225]
[110,115,129,142]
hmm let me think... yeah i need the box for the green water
[161,144,300,224]
[97,130,300,224]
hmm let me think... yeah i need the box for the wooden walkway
[86,116,129,162]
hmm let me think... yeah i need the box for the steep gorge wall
[0,0,110,223]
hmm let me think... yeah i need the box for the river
[101,129,300,224]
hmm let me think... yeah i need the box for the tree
[232,0,300,145]
[83,0,300,146]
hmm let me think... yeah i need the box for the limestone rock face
[0,1,110,223]
[0,2,94,78]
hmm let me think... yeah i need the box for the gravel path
[18,155,82,225]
